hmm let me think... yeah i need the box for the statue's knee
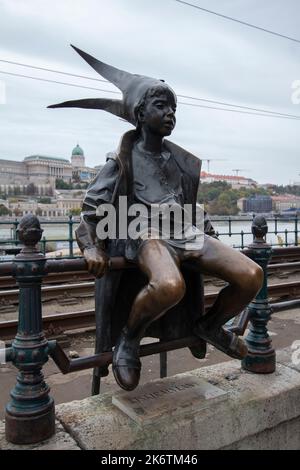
[150,276,186,309]
[233,263,263,298]
[245,264,264,296]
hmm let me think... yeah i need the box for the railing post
[68,214,74,257]
[241,230,244,249]
[5,214,55,444]
[12,218,19,246]
[242,215,275,374]
[228,216,232,237]
[40,235,47,255]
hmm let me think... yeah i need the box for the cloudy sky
[0,0,300,184]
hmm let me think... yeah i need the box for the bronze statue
[49,45,263,391]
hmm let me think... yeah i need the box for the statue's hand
[83,246,109,278]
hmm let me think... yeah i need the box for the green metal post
[242,215,276,374]
[12,219,19,246]
[41,236,47,255]
[68,215,74,257]
[5,214,55,444]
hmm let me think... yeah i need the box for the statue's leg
[187,236,263,358]
[112,239,186,390]
[127,239,186,335]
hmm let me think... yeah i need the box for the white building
[200,171,257,189]
[0,144,100,195]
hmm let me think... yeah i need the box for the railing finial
[17,214,43,249]
[251,214,268,244]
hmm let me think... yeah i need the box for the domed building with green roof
[71,144,98,183]
[0,143,100,196]
[71,144,85,168]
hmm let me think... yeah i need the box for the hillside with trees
[197,181,278,215]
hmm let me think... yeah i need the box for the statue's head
[48,45,177,134]
[135,84,176,136]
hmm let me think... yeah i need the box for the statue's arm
[75,158,119,276]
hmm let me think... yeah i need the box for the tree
[55,178,72,190]
[73,173,81,183]
[69,208,81,216]
[38,197,51,204]
[26,182,38,196]
[13,186,21,196]
[0,204,11,216]
[13,208,22,217]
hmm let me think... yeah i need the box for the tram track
[1,279,300,340]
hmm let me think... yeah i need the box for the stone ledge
[54,347,300,450]
[221,416,300,450]
[1,346,300,450]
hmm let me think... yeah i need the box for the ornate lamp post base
[242,353,276,374]
[6,401,55,445]
[4,215,55,444]
[242,216,276,374]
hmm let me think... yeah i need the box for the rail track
[1,246,300,290]
[1,279,300,340]
[1,275,300,307]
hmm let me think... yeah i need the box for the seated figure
[49,45,263,391]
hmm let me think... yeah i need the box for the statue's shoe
[194,322,248,360]
[112,328,141,391]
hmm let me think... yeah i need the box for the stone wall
[1,346,300,450]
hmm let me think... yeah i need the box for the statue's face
[139,88,177,136]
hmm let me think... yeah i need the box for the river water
[212,219,298,248]
[0,218,299,250]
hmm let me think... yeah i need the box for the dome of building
[72,144,84,156]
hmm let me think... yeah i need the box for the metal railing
[211,214,299,249]
[0,215,80,258]
[1,214,300,444]
[1,215,299,259]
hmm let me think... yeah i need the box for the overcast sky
[0,0,300,185]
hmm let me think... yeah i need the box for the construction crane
[202,158,227,173]
[232,169,249,177]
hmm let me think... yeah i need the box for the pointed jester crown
[48,45,177,126]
